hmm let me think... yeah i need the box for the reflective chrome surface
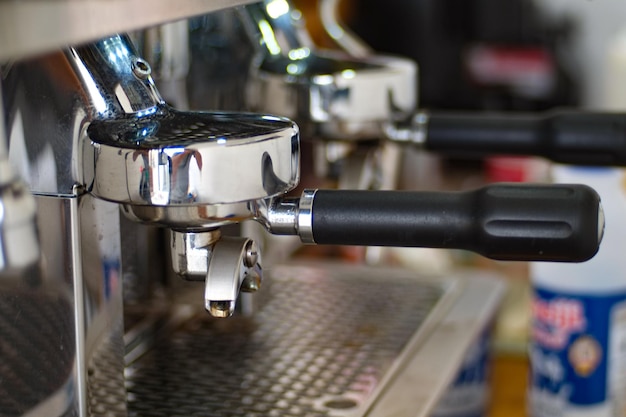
[88,107,300,210]
[141,20,192,110]
[319,0,372,57]
[2,35,136,417]
[171,230,262,317]
[256,195,300,235]
[205,237,262,317]
[240,1,417,141]
[251,189,314,244]
[0,173,38,270]
[296,189,315,244]
[3,34,164,196]
[383,111,430,147]
[121,201,254,230]
[184,10,256,111]
[172,229,222,280]
[0,170,38,271]
[0,193,124,417]
[0,87,38,272]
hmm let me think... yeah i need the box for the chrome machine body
[0,12,294,413]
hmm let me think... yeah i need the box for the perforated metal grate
[126,264,445,417]
[88,320,127,417]
[0,289,76,416]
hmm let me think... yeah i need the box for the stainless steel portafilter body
[241,1,417,141]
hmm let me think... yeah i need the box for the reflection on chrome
[240,1,417,141]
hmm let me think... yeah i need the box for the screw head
[132,57,152,79]
[243,240,259,268]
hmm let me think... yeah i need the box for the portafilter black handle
[420,111,626,166]
[265,184,603,262]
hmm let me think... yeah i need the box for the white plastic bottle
[529,166,626,417]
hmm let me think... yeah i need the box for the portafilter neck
[70,34,164,119]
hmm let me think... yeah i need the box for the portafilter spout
[87,102,299,318]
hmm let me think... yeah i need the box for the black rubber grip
[425,111,626,166]
[310,184,602,262]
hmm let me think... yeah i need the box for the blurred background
[289,1,626,416]
[295,0,626,110]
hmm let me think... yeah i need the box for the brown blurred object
[291,0,354,47]
[489,355,528,417]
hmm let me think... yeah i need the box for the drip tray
[125,263,503,417]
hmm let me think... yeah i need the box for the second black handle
[425,111,626,166]
[308,184,602,262]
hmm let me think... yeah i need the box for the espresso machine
[0,1,616,417]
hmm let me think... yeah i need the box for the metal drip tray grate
[0,289,76,416]
[125,263,448,417]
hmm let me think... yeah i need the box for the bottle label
[529,286,626,417]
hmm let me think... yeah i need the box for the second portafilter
[240,0,626,171]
